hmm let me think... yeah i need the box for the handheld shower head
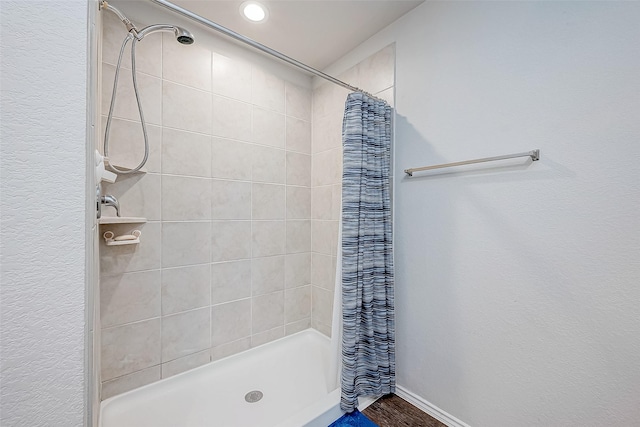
[101,2,195,175]
[175,27,194,45]
[136,24,195,44]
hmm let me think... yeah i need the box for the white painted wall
[0,1,89,425]
[322,2,640,426]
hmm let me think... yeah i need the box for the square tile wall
[98,12,312,399]
[310,45,395,337]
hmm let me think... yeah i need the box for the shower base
[100,329,373,427]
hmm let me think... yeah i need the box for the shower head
[175,27,194,45]
[136,24,195,44]
[100,1,194,44]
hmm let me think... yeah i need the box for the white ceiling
[170,0,424,69]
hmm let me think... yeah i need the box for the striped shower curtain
[340,92,395,413]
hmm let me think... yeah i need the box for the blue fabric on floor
[328,409,378,427]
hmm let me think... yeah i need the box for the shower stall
[94,0,395,424]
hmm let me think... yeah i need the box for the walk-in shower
[95,1,395,425]
[100,1,194,174]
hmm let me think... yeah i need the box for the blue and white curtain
[340,92,395,412]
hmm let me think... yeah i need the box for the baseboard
[395,385,472,427]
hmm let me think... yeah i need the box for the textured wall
[0,1,88,426]
[327,1,640,426]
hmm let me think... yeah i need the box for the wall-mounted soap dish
[103,230,141,246]
[98,217,146,225]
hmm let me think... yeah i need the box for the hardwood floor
[362,394,447,427]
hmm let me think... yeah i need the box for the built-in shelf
[98,216,147,225]
[106,163,147,175]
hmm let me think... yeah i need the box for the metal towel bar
[404,149,540,176]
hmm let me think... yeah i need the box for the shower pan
[100,330,377,427]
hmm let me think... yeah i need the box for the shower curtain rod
[149,0,381,100]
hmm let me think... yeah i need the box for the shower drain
[244,390,263,403]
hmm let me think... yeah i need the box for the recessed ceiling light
[240,1,268,23]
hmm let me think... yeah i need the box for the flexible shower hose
[103,33,149,174]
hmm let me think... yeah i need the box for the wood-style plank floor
[362,394,447,427]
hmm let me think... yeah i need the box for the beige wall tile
[285,117,311,154]
[161,308,210,362]
[311,148,342,187]
[285,253,311,289]
[312,82,349,120]
[285,318,311,336]
[252,256,284,296]
[211,260,251,304]
[285,82,311,121]
[252,146,285,184]
[101,318,161,380]
[312,318,332,337]
[211,221,251,262]
[357,45,395,95]
[285,285,311,323]
[312,220,338,256]
[102,63,162,125]
[162,128,212,177]
[311,286,333,327]
[163,81,212,134]
[101,270,161,328]
[252,183,285,220]
[312,253,336,290]
[286,186,311,219]
[101,117,162,173]
[331,184,342,220]
[252,107,285,148]
[162,33,211,91]
[286,220,311,254]
[251,326,284,347]
[252,291,284,333]
[211,337,251,361]
[376,86,394,107]
[211,137,252,181]
[252,220,285,257]
[161,222,211,268]
[212,95,252,142]
[286,152,311,186]
[311,82,332,120]
[211,299,251,346]
[103,173,161,221]
[212,53,252,103]
[312,113,342,154]
[101,12,161,75]
[162,175,211,221]
[161,264,211,315]
[101,366,161,400]
[252,66,285,113]
[311,186,333,220]
[211,179,251,220]
[100,222,161,275]
[161,349,210,379]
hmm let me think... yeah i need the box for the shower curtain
[340,92,395,413]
